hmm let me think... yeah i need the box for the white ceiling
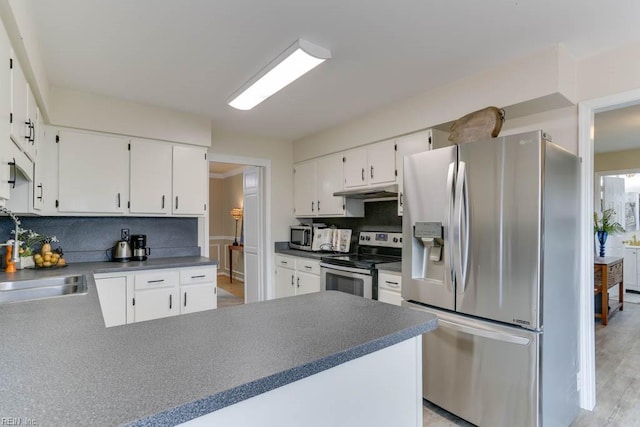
[29,0,640,141]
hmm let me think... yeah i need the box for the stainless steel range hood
[333,184,398,199]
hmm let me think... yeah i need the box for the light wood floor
[422,301,640,426]
[218,274,244,298]
[217,275,244,308]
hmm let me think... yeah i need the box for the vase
[597,231,608,257]
[16,256,34,270]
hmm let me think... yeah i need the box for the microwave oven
[289,224,324,251]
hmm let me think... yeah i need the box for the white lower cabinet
[274,255,321,299]
[134,286,180,323]
[377,271,402,306]
[133,269,180,322]
[624,248,640,292]
[94,265,218,327]
[95,276,128,327]
[179,266,218,314]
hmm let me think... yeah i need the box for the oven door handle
[320,263,372,275]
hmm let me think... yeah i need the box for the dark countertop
[0,259,437,426]
[0,256,218,282]
[377,261,402,273]
[274,245,337,260]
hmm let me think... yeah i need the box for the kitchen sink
[0,275,88,304]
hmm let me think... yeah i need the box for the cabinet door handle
[169,294,172,309]
[37,183,43,201]
[147,279,165,284]
[24,120,32,141]
[162,195,165,209]
[184,291,187,307]
[370,165,374,179]
[7,158,16,188]
[191,275,206,279]
[297,277,300,288]
[175,196,179,210]
[117,192,121,208]
[291,275,294,286]
[399,192,403,206]
[311,201,315,212]
[361,168,365,181]
[317,200,320,211]
[132,297,135,306]
[30,123,35,143]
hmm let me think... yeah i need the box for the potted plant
[593,208,625,257]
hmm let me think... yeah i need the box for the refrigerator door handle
[438,319,530,345]
[446,162,456,286]
[453,161,469,291]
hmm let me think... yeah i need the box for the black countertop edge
[129,320,437,427]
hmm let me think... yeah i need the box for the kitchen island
[0,260,437,426]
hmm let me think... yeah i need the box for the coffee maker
[130,234,150,261]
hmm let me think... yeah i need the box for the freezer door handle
[453,161,470,292]
[438,319,530,345]
[445,162,456,288]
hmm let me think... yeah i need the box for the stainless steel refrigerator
[402,130,580,426]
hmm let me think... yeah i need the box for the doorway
[207,155,270,306]
[579,89,640,409]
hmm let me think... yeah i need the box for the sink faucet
[0,207,20,268]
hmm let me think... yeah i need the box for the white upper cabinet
[293,154,363,218]
[58,130,129,213]
[343,139,396,188]
[343,147,368,188]
[172,145,207,215]
[316,154,345,216]
[9,50,29,153]
[293,160,316,216]
[129,139,172,214]
[0,27,12,202]
[32,126,58,212]
[367,139,396,185]
[396,129,432,215]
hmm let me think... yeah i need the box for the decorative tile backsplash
[0,216,199,263]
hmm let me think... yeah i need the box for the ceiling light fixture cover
[228,39,331,110]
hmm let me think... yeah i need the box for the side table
[229,244,244,283]
[594,256,624,326]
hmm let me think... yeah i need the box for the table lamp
[230,208,243,246]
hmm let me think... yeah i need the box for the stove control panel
[359,231,403,248]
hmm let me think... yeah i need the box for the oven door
[320,264,373,299]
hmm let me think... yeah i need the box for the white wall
[50,87,211,146]
[294,45,577,161]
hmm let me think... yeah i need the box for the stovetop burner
[320,231,402,270]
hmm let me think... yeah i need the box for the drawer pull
[304,266,312,270]
[147,279,165,284]
[191,275,206,279]
[281,261,288,265]
[385,280,400,288]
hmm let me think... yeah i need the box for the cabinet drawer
[594,260,623,289]
[296,258,320,275]
[275,255,295,269]
[179,266,216,285]
[134,269,179,290]
[378,272,402,291]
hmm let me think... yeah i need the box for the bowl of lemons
[33,248,67,268]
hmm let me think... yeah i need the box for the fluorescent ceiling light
[228,39,331,110]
